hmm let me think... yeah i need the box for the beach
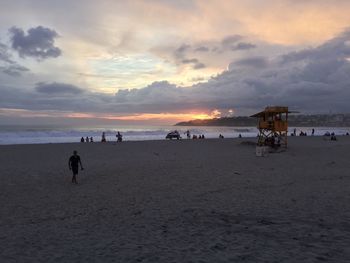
[1,137,350,262]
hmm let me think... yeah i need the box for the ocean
[0,125,349,145]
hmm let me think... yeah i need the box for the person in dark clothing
[101,132,106,142]
[185,130,191,139]
[80,137,85,143]
[116,131,123,142]
[68,150,84,184]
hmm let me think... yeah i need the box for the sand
[0,137,350,262]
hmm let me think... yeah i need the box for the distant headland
[175,114,350,127]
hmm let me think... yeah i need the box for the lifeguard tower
[251,106,290,148]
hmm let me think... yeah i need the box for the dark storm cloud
[9,26,61,59]
[35,82,84,95]
[2,30,350,115]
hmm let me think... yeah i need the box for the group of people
[80,136,94,143]
[324,131,337,141]
[299,131,308,136]
[184,130,206,140]
[290,128,315,136]
[192,134,205,139]
[82,131,123,143]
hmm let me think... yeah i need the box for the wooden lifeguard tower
[251,106,290,148]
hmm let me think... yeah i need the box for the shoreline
[0,125,349,146]
[0,132,348,146]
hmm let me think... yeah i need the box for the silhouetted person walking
[68,150,84,184]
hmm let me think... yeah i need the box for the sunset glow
[103,112,219,121]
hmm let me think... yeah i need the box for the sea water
[0,125,349,145]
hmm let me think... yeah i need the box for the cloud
[190,76,206,82]
[174,43,191,59]
[231,42,256,51]
[2,30,350,117]
[35,82,84,95]
[231,57,268,68]
[112,30,350,114]
[181,58,206,69]
[193,62,206,69]
[0,41,29,76]
[221,35,243,47]
[182,58,198,64]
[0,42,14,64]
[194,46,210,52]
[9,26,61,60]
[0,65,29,77]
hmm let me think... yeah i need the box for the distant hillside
[175,114,350,127]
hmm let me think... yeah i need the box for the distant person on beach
[68,150,84,184]
[312,128,315,136]
[80,137,84,143]
[90,137,94,142]
[185,130,191,139]
[238,134,242,138]
[101,132,106,142]
[116,131,123,142]
[299,131,305,136]
[293,128,297,136]
[219,134,224,139]
[85,136,89,143]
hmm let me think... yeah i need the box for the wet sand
[0,137,350,262]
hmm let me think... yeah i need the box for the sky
[1,0,350,125]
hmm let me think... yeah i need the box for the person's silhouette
[68,150,84,184]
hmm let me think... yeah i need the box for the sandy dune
[0,137,350,262]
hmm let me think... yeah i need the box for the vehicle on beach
[166,131,181,140]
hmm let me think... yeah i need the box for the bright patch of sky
[87,53,177,92]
